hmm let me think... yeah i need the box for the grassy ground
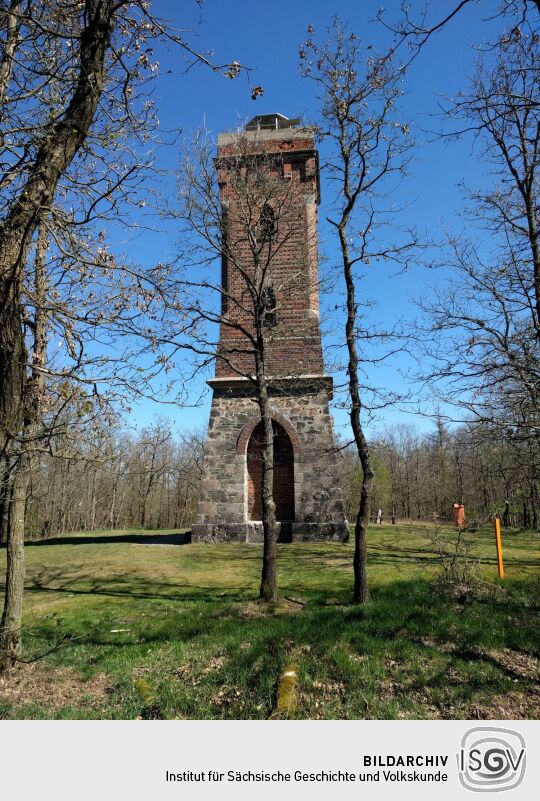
[0,523,538,720]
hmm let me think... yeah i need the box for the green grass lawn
[0,523,538,720]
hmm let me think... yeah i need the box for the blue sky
[110,0,503,439]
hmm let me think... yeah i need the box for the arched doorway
[247,420,294,521]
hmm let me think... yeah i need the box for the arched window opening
[247,420,294,521]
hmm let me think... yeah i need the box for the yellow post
[494,516,505,579]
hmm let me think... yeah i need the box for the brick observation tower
[191,114,348,542]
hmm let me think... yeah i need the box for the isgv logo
[458,727,526,792]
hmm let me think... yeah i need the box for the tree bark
[0,218,47,670]
[521,487,530,528]
[256,350,278,603]
[0,458,12,544]
[530,481,538,530]
[339,224,373,604]
[0,451,29,670]
[0,256,26,458]
[0,1,22,112]
[140,449,157,529]
[503,498,511,528]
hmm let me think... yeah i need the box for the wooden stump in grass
[270,662,299,719]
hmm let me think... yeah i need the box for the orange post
[453,503,466,527]
[494,517,505,579]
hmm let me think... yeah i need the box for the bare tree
[1,1,116,456]
[300,19,417,602]
[378,0,540,59]
[349,418,539,529]
[417,18,540,449]
[4,418,203,536]
[0,0,252,670]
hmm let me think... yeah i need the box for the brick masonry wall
[215,128,324,379]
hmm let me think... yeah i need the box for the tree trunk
[521,485,530,528]
[339,224,373,604]
[0,218,47,670]
[256,353,278,603]
[0,265,26,458]
[0,2,21,113]
[531,482,538,531]
[0,458,12,544]
[109,475,118,530]
[89,468,97,531]
[140,444,158,529]
[0,452,29,671]
[59,462,67,534]
[156,475,165,528]
[503,498,511,528]
[179,487,190,528]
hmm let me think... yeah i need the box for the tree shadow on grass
[14,565,253,605]
[277,542,540,571]
[17,568,540,653]
[9,570,539,720]
[20,532,192,547]
[5,534,537,574]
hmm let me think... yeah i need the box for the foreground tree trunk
[0,2,25,455]
[300,21,414,604]
[0,458,12,544]
[0,255,26,458]
[0,220,47,671]
[340,226,373,604]
[0,452,29,670]
[256,353,278,603]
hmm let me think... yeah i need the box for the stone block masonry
[191,377,348,543]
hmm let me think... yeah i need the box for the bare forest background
[1,413,535,541]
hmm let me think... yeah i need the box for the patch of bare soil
[236,601,267,619]
[464,687,540,720]
[0,662,112,714]
[415,638,539,681]
[378,646,539,720]
[202,654,227,674]
[483,648,539,681]
[211,684,243,709]
[236,598,303,619]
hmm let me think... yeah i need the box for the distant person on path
[376,508,382,524]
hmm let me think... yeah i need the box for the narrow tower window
[261,285,277,327]
[220,207,229,314]
[259,203,276,241]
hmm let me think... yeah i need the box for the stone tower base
[192,520,348,544]
[191,376,348,543]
